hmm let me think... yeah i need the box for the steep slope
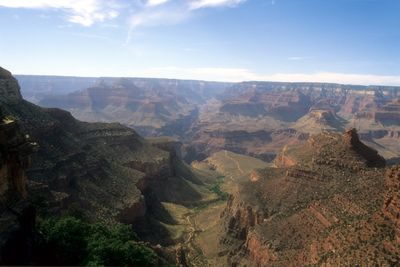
[293,108,347,134]
[217,129,399,266]
[0,105,36,265]
[1,67,212,247]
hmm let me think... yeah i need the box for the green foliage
[209,176,229,201]
[85,223,155,266]
[37,216,89,265]
[36,216,157,267]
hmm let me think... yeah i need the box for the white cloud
[0,0,119,26]
[0,0,247,35]
[190,0,246,10]
[125,0,246,44]
[146,0,170,7]
[132,67,400,85]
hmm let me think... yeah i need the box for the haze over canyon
[1,0,400,266]
[1,68,400,266]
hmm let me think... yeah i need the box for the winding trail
[183,212,203,267]
[224,150,245,175]
[185,214,196,245]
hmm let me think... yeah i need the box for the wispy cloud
[128,6,190,29]
[189,0,246,10]
[125,0,247,45]
[125,4,190,45]
[0,0,248,43]
[134,66,400,85]
[0,0,247,28]
[0,0,119,26]
[146,0,170,7]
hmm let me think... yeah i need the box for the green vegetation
[36,216,157,266]
[209,176,229,201]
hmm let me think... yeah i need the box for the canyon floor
[162,151,272,266]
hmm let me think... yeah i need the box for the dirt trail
[224,150,245,175]
[183,212,205,267]
[185,214,196,245]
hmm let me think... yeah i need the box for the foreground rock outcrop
[0,105,36,265]
[219,129,399,266]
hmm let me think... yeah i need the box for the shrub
[36,216,157,266]
[36,216,89,265]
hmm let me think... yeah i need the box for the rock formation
[218,129,399,266]
[187,82,400,162]
[32,77,230,137]
[0,67,211,252]
[17,76,400,163]
[0,104,36,265]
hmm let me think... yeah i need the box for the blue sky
[0,0,399,85]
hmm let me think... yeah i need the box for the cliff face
[220,90,312,122]
[187,82,400,163]
[0,67,36,205]
[0,67,210,249]
[219,130,400,266]
[18,75,400,163]
[188,127,308,162]
[375,99,400,126]
[0,106,36,265]
[0,118,33,202]
[0,67,22,102]
[34,77,230,137]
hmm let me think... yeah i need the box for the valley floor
[166,150,271,266]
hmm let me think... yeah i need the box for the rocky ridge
[188,82,400,162]
[0,67,213,258]
[0,104,36,264]
[218,129,399,266]
[20,76,400,163]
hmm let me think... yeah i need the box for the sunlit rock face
[0,67,22,102]
[218,129,400,266]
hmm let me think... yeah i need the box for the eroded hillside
[5,69,400,266]
[188,82,400,163]
[25,77,400,163]
[23,76,231,137]
[0,67,226,266]
[214,129,399,266]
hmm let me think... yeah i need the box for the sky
[0,0,399,85]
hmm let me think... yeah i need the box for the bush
[36,216,157,266]
[86,223,156,266]
[210,177,229,201]
[36,216,89,265]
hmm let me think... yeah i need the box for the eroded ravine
[181,151,269,266]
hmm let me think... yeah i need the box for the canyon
[0,67,222,265]
[23,77,400,164]
[1,68,400,266]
